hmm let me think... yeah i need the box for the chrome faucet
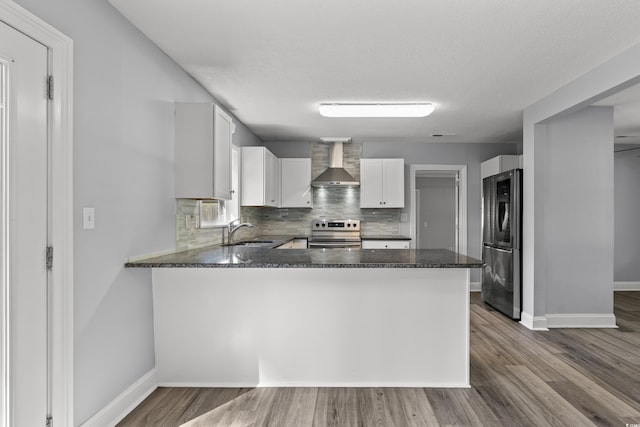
[227,219,253,244]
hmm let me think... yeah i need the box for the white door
[0,21,50,427]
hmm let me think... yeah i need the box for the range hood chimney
[312,138,359,187]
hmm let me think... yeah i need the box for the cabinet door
[242,146,279,207]
[362,240,410,249]
[360,159,383,208]
[280,158,312,208]
[213,105,233,199]
[175,103,233,200]
[241,147,267,206]
[175,103,213,198]
[265,150,280,207]
[382,159,405,208]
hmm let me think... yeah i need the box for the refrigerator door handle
[483,244,513,253]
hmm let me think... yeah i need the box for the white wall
[12,0,261,424]
[615,145,640,282]
[522,42,640,328]
[543,107,614,315]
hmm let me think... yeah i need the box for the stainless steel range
[308,219,361,249]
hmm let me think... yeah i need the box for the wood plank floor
[118,292,640,426]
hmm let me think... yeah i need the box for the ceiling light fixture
[319,103,434,118]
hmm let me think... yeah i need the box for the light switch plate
[83,207,95,229]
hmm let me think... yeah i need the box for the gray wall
[416,177,456,250]
[13,0,261,424]
[268,140,520,282]
[544,106,614,315]
[363,141,519,280]
[615,145,640,282]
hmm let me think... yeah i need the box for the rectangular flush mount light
[319,103,434,118]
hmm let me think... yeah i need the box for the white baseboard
[157,381,257,388]
[614,281,640,291]
[520,311,549,331]
[470,281,480,292]
[81,368,158,427]
[159,381,470,388]
[546,313,618,329]
[258,381,470,388]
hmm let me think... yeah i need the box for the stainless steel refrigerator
[481,169,522,320]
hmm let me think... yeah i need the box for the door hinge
[46,416,53,427]
[47,75,54,100]
[46,246,53,270]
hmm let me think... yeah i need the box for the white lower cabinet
[362,240,410,249]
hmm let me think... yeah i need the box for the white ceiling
[108,0,640,144]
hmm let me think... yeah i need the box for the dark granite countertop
[125,236,482,269]
[361,235,412,240]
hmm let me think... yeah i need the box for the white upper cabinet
[175,103,233,199]
[480,155,520,179]
[241,146,280,207]
[280,158,312,208]
[360,158,405,208]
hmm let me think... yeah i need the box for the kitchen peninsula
[126,242,482,388]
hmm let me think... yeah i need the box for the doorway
[410,165,467,255]
[0,2,73,426]
[416,174,457,250]
[1,19,49,426]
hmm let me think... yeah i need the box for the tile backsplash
[175,142,402,250]
[175,199,226,251]
[245,187,400,237]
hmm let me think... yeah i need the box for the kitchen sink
[227,240,276,247]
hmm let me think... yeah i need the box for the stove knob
[347,223,351,227]
[322,223,326,227]
[315,223,319,227]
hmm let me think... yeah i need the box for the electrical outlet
[400,213,408,222]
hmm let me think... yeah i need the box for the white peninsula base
[151,268,470,388]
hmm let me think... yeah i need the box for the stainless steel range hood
[312,139,359,187]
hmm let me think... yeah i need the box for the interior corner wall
[614,146,640,282]
[522,41,640,328]
[12,0,260,424]
[543,106,614,315]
